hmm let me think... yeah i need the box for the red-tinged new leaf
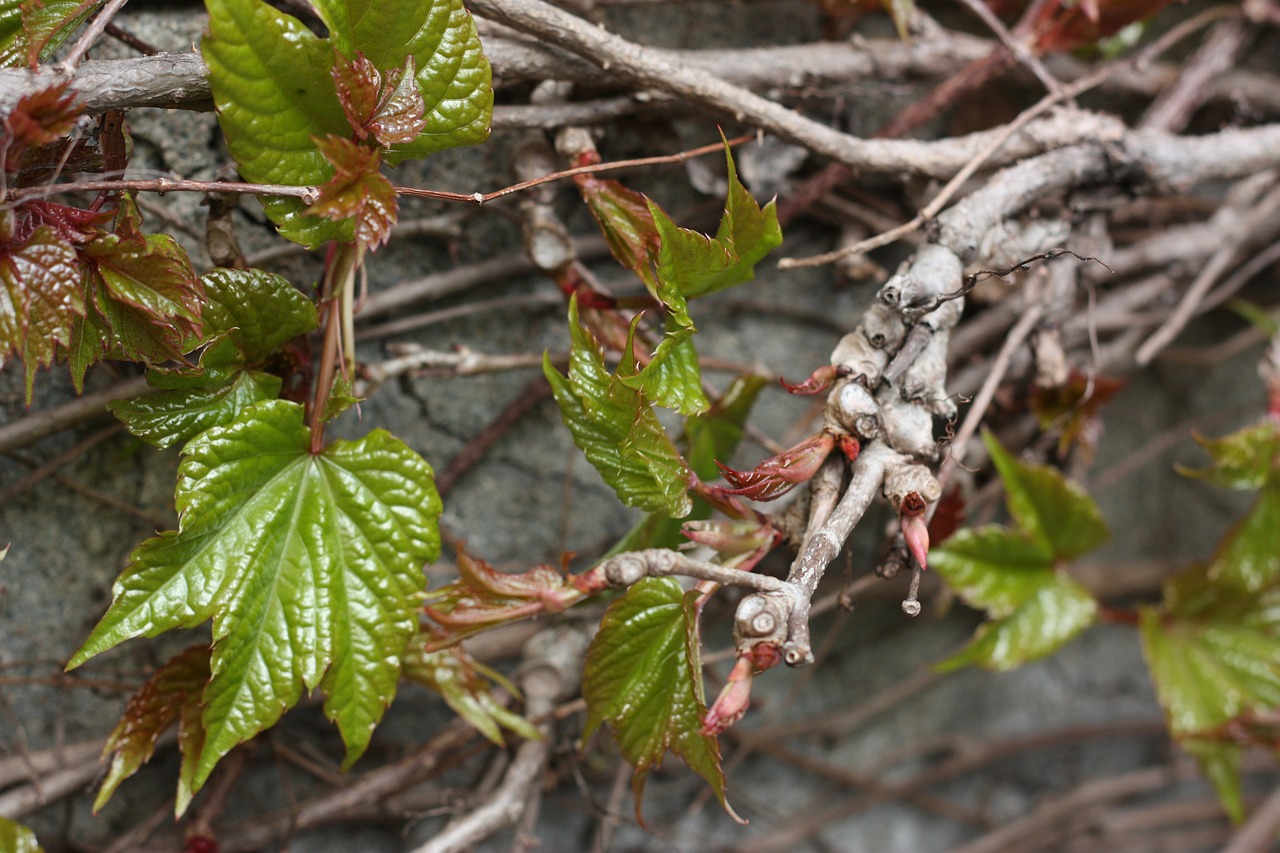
[575,171,661,287]
[423,548,586,643]
[1028,0,1177,52]
[371,58,426,147]
[715,431,835,502]
[583,578,739,824]
[21,201,112,244]
[82,230,203,364]
[1,81,81,157]
[332,50,382,141]
[94,645,210,816]
[403,633,541,745]
[0,0,99,68]
[307,135,397,250]
[1030,372,1125,463]
[0,226,82,402]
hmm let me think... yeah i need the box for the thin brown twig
[56,0,131,72]
[0,423,122,505]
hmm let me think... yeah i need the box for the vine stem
[309,242,362,453]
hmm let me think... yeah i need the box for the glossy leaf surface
[203,0,491,246]
[0,817,44,853]
[545,300,692,517]
[583,578,734,822]
[0,226,81,401]
[0,0,98,68]
[69,400,442,791]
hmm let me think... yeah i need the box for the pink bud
[901,502,931,568]
[701,656,754,736]
[781,364,840,395]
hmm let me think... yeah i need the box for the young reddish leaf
[333,51,427,146]
[1028,0,1177,53]
[1140,564,1280,822]
[423,548,585,642]
[715,431,836,502]
[583,578,739,824]
[82,229,203,363]
[0,225,82,402]
[545,299,692,518]
[900,491,930,570]
[0,816,45,853]
[1030,371,1125,463]
[983,430,1109,560]
[403,632,541,745]
[67,400,442,793]
[203,0,491,247]
[574,169,661,287]
[781,363,841,395]
[94,645,211,816]
[19,201,111,244]
[331,50,383,140]
[307,135,398,250]
[701,655,754,736]
[1,81,80,159]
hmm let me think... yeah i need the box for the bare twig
[0,424,121,505]
[56,0,132,72]
[1136,176,1280,365]
[0,376,150,452]
[1221,782,1280,853]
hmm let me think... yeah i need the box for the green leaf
[109,370,282,449]
[609,374,768,555]
[931,439,1110,671]
[684,373,769,482]
[0,225,82,403]
[1207,483,1280,593]
[68,400,442,790]
[403,634,541,745]
[1140,567,1280,821]
[0,817,44,853]
[308,0,492,164]
[545,300,691,517]
[983,430,1110,559]
[0,0,99,68]
[200,268,318,364]
[1228,299,1280,337]
[617,315,707,416]
[935,572,1097,671]
[202,0,491,247]
[1180,422,1280,491]
[95,645,210,816]
[583,578,733,822]
[649,143,781,301]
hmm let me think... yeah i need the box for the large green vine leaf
[202,0,492,247]
[1140,564,1280,822]
[109,370,282,449]
[932,432,1106,671]
[545,299,692,518]
[583,578,736,823]
[68,400,442,793]
[94,645,210,816]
